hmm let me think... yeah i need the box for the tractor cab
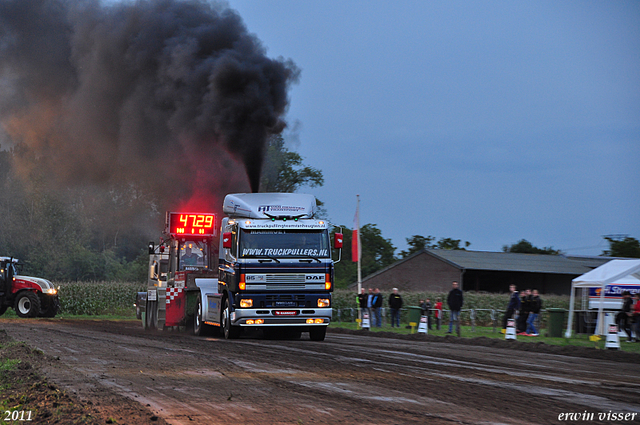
[163,213,218,288]
[0,257,18,296]
[139,212,219,330]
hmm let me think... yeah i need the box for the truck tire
[141,312,147,330]
[309,326,327,341]
[286,329,302,340]
[146,300,157,331]
[193,294,212,336]
[14,292,41,318]
[222,298,240,339]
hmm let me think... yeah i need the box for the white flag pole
[356,195,362,295]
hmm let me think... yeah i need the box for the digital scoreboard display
[167,213,217,236]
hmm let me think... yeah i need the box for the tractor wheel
[193,294,212,336]
[0,304,7,317]
[14,292,41,318]
[39,296,59,318]
[222,298,241,339]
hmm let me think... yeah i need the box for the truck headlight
[240,299,253,308]
[317,298,330,308]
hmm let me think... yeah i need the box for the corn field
[56,281,145,316]
[53,283,571,321]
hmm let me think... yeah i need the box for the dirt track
[2,319,640,425]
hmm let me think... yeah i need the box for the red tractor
[0,257,60,318]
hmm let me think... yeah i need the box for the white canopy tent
[565,259,640,338]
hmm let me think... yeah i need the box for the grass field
[329,321,640,353]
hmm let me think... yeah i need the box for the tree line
[0,144,158,281]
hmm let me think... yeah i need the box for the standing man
[447,281,463,336]
[388,288,403,328]
[357,288,368,319]
[518,289,532,334]
[617,291,633,342]
[502,284,521,332]
[372,288,383,327]
[525,289,542,336]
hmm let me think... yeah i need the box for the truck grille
[244,273,326,291]
[265,274,306,284]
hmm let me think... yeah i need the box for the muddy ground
[1,319,639,425]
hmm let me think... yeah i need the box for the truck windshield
[239,229,330,258]
[179,240,209,270]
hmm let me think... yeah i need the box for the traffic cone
[418,316,428,334]
[605,324,620,350]
[505,318,517,340]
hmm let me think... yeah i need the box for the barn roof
[423,249,595,275]
[358,250,602,286]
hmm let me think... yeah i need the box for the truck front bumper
[231,307,332,327]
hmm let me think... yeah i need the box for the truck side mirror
[222,232,232,249]
[334,233,343,249]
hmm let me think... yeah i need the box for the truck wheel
[193,294,211,336]
[141,312,147,330]
[146,300,157,331]
[286,329,302,340]
[222,298,240,339]
[14,292,41,318]
[309,326,327,341]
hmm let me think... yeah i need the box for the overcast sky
[227,0,639,256]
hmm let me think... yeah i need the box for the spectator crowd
[356,283,640,343]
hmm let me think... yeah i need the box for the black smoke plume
[0,0,299,206]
